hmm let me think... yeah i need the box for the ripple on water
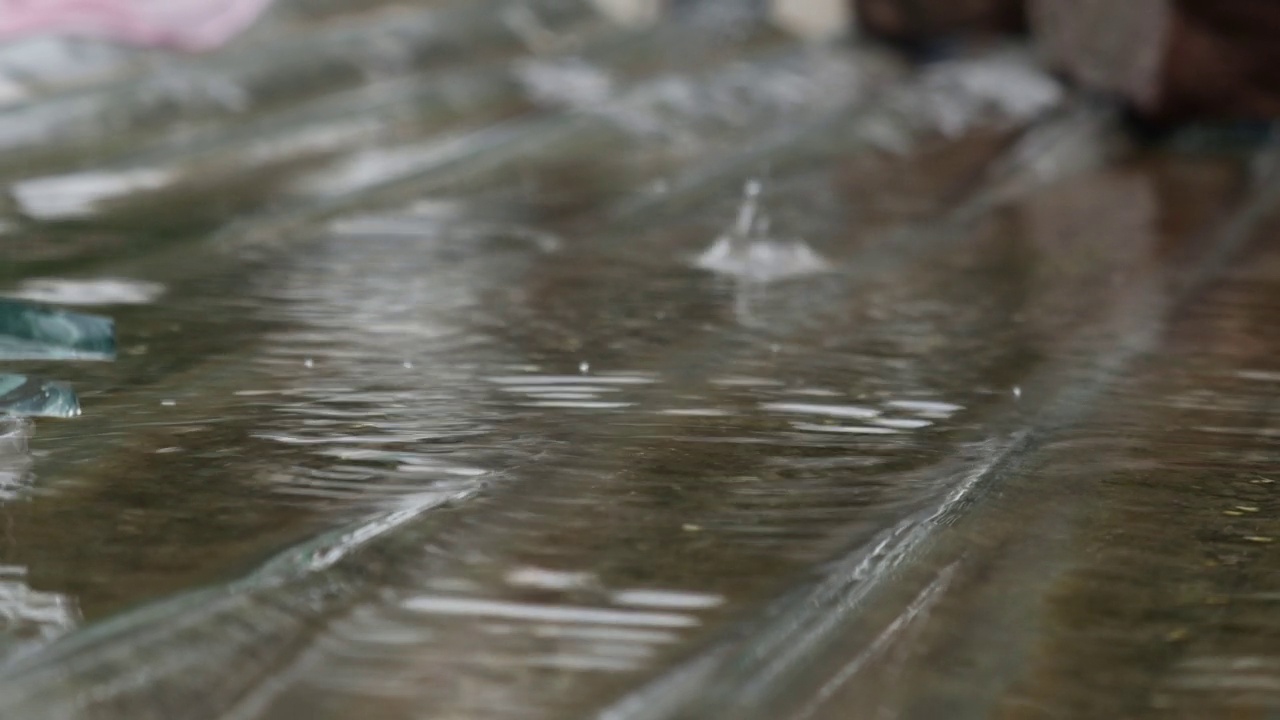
[485,371,657,411]
[759,393,962,437]
[610,589,724,610]
[1168,655,1280,702]
[401,596,701,629]
[505,567,596,591]
[760,402,881,420]
[789,422,901,435]
[399,579,718,663]
[884,399,965,416]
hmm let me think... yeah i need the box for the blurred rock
[770,0,853,41]
[1030,1,1168,112]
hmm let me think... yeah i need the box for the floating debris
[0,299,116,361]
[0,298,112,418]
[0,375,80,418]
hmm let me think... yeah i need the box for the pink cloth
[0,0,275,51]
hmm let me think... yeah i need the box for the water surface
[1,3,1279,719]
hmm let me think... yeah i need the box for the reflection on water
[0,421,78,664]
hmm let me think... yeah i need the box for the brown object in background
[1032,0,1280,123]
[1030,0,1169,112]
[1160,0,1280,121]
[857,0,1280,123]
[854,0,1026,44]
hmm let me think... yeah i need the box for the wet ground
[1,1,1279,718]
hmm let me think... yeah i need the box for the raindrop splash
[694,179,830,283]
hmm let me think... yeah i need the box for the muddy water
[1,2,1279,719]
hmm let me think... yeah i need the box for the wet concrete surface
[0,1,1279,718]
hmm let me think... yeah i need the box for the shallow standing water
[0,2,1279,718]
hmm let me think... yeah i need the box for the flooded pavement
[1,1,1279,718]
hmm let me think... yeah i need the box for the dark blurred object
[858,0,1280,125]
[1033,0,1280,124]
[1157,0,1280,121]
[854,0,1026,46]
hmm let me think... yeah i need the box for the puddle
[0,6,1276,720]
